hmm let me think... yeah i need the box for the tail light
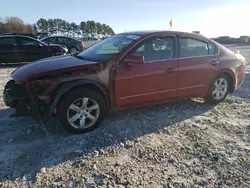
[235,51,246,66]
[80,41,84,47]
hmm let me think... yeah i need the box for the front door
[0,37,21,64]
[17,37,50,62]
[177,36,220,98]
[115,35,178,108]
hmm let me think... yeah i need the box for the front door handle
[209,60,220,65]
[165,68,177,73]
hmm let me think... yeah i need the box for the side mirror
[38,43,44,47]
[123,55,144,65]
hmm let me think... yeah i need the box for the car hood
[11,55,101,84]
[49,43,66,48]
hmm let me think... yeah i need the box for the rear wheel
[204,74,230,104]
[57,88,106,134]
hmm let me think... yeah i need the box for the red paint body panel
[177,56,220,98]
[12,55,100,84]
[115,59,178,108]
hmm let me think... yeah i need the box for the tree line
[0,17,115,38]
[34,18,115,38]
[0,17,33,34]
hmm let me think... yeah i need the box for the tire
[204,74,230,104]
[57,88,106,134]
[69,47,78,54]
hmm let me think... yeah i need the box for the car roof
[0,35,46,44]
[45,36,79,40]
[117,30,212,41]
[0,35,37,40]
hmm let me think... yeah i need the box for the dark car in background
[0,35,68,65]
[238,36,250,43]
[213,36,236,44]
[41,36,85,54]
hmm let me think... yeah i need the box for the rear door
[177,36,220,98]
[17,37,51,62]
[0,37,20,64]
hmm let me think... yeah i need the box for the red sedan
[3,31,246,134]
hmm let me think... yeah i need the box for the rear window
[68,38,78,43]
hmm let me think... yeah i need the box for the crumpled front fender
[43,79,109,123]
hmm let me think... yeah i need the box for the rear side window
[179,38,209,58]
[50,37,57,43]
[67,38,77,44]
[58,37,67,43]
[0,37,17,45]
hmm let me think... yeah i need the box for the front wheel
[69,47,78,54]
[57,88,106,134]
[204,74,230,104]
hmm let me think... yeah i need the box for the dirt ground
[0,45,249,187]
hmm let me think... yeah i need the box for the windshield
[76,34,141,62]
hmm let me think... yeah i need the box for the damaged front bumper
[3,80,51,124]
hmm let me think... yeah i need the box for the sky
[1,0,250,38]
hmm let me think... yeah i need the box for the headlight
[29,80,51,94]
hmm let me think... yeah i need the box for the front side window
[179,38,209,58]
[42,37,51,44]
[0,37,17,45]
[77,34,141,62]
[128,36,174,62]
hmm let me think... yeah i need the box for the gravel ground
[0,45,250,187]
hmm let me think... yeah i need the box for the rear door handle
[165,68,177,73]
[209,60,220,65]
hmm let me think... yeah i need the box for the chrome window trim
[117,54,219,66]
[116,33,220,67]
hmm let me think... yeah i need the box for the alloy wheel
[70,48,78,54]
[212,77,228,100]
[66,97,100,129]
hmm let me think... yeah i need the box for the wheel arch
[45,79,110,122]
[217,69,235,93]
